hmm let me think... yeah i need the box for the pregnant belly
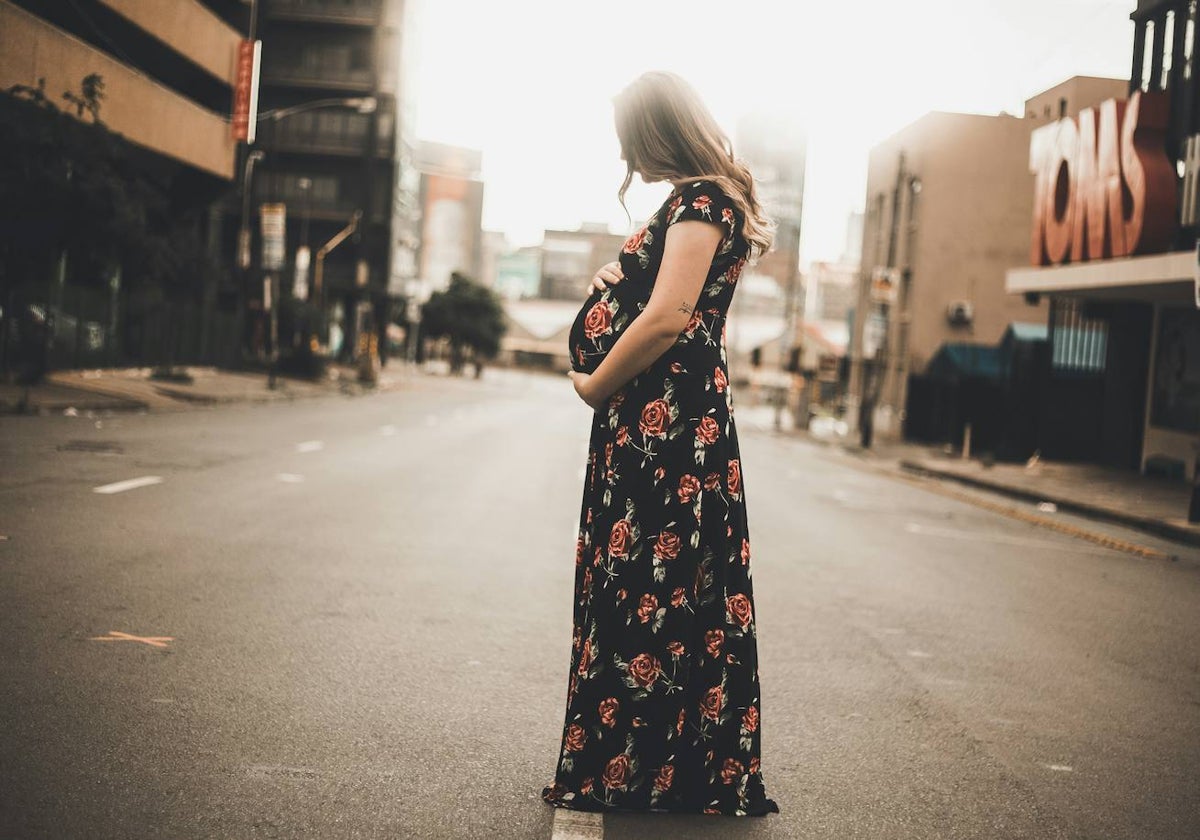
[568,284,648,374]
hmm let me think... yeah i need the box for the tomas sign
[1029,90,1176,266]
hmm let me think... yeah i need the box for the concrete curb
[898,459,1200,549]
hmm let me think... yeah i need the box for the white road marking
[380,424,398,436]
[296,440,324,453]
[277,473,305,483]
[551,809,603,840]
[906,649,934,658]
[1043,763,1073,772]
[93,476,163,495]
[903,522,1114,553]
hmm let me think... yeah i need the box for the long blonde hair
[612,71,775,262]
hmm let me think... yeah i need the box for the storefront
[1006,84,1200,479]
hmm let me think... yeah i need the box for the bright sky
[412,0,1134,266]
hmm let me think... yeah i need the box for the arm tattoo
[676,301,693,315]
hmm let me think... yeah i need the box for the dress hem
[542,786,780,818]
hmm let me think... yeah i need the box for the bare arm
[579,219,723,407]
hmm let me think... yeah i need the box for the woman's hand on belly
[587,260,624,295]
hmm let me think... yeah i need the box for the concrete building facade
[849,77,1127,441]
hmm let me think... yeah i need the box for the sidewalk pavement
[0,362,409,415]
[734,401,1200,549]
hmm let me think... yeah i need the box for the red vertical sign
[231,39,261,143]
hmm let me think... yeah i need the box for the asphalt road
[1,368,1197,840]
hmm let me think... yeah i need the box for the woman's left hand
[567,370,606,412]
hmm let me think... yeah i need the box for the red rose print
[545,781,567,800]
[628,653,661,688]
[616,587,627,601]
[604,442,613,466]
[720,757,744,784]
[610,391,625,408]
[666,640,685,656]
[701,686,723,721]
[695,416,720,445]
[583,300,613,340]
[654,465,666,482]
[721,207,734,225]
[639,398,670,438]
[749,757,761,774]
[727,458,741,496]
[623,226,647,254]
[705,629,724,657]
[677,474,701,503]
[653,529,681,561]
[670,586,686,607]
[713,366,727,393]
[598,697,620,727]
[602,753,631,789]
[608,519,632,558]
[637,593,658,624]
[676,707,686,735]
[577,638,592,674]
[575,346,585,368]
[615,425,629,447]
[743,705,759,732]
[670,361,683,374]
[581,777,594,796]
[684,308,703,336]
[741,538,750,565]
[654,764,675,792]
[565,723,587,751]
[703,472,721,491]
[692,194,713,214]
[575,536,584,566]
[727,593,753,628]
[669,195,682,213]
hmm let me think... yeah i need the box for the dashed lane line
[92,476,164,495]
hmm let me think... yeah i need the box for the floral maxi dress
[542,179,780,817]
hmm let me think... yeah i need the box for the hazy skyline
[413,0,1135,266]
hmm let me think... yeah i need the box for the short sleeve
[665,179,741,250]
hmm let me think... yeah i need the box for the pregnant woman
[542,71,780,818]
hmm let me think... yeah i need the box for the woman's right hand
[586,261,624,295]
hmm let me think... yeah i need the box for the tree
[420,272,507,375]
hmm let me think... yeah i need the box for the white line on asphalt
[550,809,603,840]
[93,476,164,495]
[380,424,398,436]
[906,649,934,658]
[903,522,1118,553]
[277,473,305,483]
[1043,763,1073,772]
[296,440,324,453]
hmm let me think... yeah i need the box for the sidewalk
[835,433,1197,548]
[0,362,409,415]
[737,402,1200,549]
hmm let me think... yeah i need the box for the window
[1186,2,1196,80]
[1142,20,1155,91]
[1162,10,1175,89]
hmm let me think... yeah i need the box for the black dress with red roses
[544,179,779,817]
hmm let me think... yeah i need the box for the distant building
[849,76,1126,444]
[539,224,628,301]
[414,139,484,296]
[735,111,807,372]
